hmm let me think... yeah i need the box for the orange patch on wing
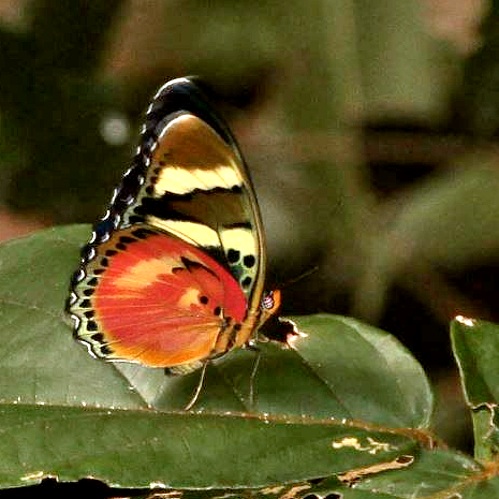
[178,288,201,309]
[112,257,180,291]
[93,230,248,367]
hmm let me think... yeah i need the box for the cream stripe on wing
[150,115,244,196]
[220,227,257,257]
[147,216,221,248]
[155,165,241,195]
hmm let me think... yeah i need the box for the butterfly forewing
[127,113,265,307]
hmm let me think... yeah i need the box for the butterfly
[68,77,293,385]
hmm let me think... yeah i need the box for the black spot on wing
[243,254,255,268]
[86,320,98,331]
[100,345,113,356]
[119,235,136,244]
[227,249,240,264]
[91,332,104,342]
[131,227,155,239]
[242,276,252,288]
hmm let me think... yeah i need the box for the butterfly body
[68,77,281,374]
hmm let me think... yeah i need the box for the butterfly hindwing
[68,77,272,371]
[71,225,248,369]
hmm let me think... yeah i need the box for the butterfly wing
[71,226,248,369]
[131,110,265,307]
[68,78,269,371]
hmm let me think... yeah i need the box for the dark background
[0,0,497,454]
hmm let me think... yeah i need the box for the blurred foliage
[457,0,499,137]
[0,0,129,222]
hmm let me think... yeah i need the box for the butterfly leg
[244,341,261,411]
[184,360,210,411]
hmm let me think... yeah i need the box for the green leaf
[136,314,433,429]
[351,449,485,498]
[0,405,418,489]
[388,163,499,269]
[451,317,499,461]
[0,225,433,424]
[0,225,145,409]
[283,315,433,428]
[0,225,434,488]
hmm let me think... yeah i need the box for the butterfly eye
[262,294,274,310]
[262,290,281,311]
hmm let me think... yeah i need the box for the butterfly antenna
[279,265,319,289]
[184,360,209,411]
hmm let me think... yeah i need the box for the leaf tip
[454,315,476,327]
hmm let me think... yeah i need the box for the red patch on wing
[93,231,247,367]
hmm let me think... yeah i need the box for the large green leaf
[129,314,434,428]
[0,405,417,489]
[387,163,499,270]
[0,225,436,489]
[347,161,499,322]
[0,226,433,423]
